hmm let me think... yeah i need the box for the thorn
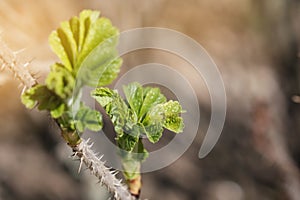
[0,64,5,71]
[71,152,76,157]
[21,86,27,94]
[31,71,39,78]
[72,152,78,158]
[78,157,84,173]
[88,142,94,148]
[86,138,91,144]
[14,48,26,55]
[112,171,119,176]
[23,61,30,68]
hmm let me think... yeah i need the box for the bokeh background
[0,0,300,200]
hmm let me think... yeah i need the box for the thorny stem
[0,38,37,88]
[73,139,134,200]
[0,38,135,200]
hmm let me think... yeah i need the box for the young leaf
[21,85,65,118]
[49,9,122,87]
[50,103,65,119]
[92,88,133,139]
[123,82,143,115]
[74,103,103,133]
[117,133,139,152]
[92,84,184,146]
[139,87,166,120]
[143,123,163,143]
[162,100,184,133]
[46,63,75,99]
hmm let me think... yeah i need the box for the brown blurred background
[0,0,300,200]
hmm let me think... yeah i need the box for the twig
[0,38,134,200]
[73,139,134,200]
[0,38,37,88]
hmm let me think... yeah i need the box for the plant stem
[1,39,134,200]
[127,174,142,198]
[73,138,134,200]
[0,38,37,88]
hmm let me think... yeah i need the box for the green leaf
[74,103,103,133]
[45,63,75,99]
[123,82,143,115]
[162,101,184,133]
[144,123,163,143]
[97,58,122,86]
[92,87,140,151]
[142,101,184,142]
[117,133,139,152]
[77,42,122,87]
[92,88,132,138]
[50,103,65,118]
[142,104,164,143]
[139,87,166,121]
[92,84,184,146]
[21,85,65,118]
[49,9,121,86]
[49,30,73,72]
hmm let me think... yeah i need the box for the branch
[0,38,37,88]
[73,139,134,200]
[0,38,134,200]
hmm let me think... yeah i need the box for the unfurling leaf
[21,9,124,134]
[92,82,184,148]
[49,9,122,87]
[92,87,138,150]
[46,63,75,99]
[74,103,103,133]
[21,85,65,118]
[162,100,184,133]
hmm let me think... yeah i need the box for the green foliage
[20,9,185,185]
[92,87,139,151]
[91,82,184,150]
[21,10,121,134]
[74,103,103,132]
[49,9,122,87]
[46,63,75,99]
[21,85,65,118]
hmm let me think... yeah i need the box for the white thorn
[88,142,94,148]
[14,48,26,55]
[86,138,91,144]
[78,157,84,173]
[23,62,30,68]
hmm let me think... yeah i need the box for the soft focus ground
[0,1,300,200]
